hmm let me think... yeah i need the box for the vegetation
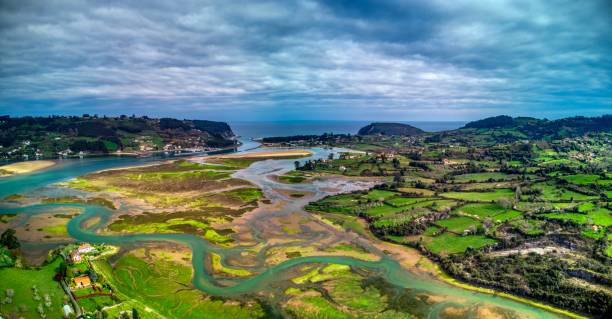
[304,119,612,317]
[61,159,260,211]
[0,258,66,319]
[0,115,235,160]
[91,250,268,319]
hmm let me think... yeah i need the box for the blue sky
[1,0,611,121]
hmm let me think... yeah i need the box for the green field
[453,172,513,183]
[560,174,611,185]
[530,183,597,201]
[440,189,514,202]
[456,203,507,218]
[424,233,497,255]
[385,197,429,207]
[434,216,481,233]
[543,208,612,227]
[363,204,407,218]
[0,258,67,319]
[364,189,398,201]
[92,252,266,319]
[493,210,523,222]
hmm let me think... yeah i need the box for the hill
[421,114,612,146]
[0,115,236,159]
[462,115,611,138]
[357,122,424,136]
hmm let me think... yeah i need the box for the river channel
[0,146,567,318]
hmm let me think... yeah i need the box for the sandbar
[0,160,56,176]
[210,150,312,159]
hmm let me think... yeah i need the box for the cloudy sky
[1,0,611,121]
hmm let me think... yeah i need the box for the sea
[229,120,466,140]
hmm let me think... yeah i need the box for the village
[0,239,141,319]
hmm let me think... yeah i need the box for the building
[72,275,91,289]
[69,251,82,263]
[77,243,94,254]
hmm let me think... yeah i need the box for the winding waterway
[0,146,568,318]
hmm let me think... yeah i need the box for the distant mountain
[462,115,611,137]
[0,115,236,159]
[421,114,612,146]
[358,123,424,136]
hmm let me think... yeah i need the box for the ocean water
[230,120,466,139]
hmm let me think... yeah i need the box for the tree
[55,261,68,280]
[392,158,400,169]
[514,186,522,202]
[497,198,513,210]
[328,153,334,160]
[294,161,300,170]
[0,228,20,249]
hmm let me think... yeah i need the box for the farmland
[0,258,67,319]
[304,129,612,317]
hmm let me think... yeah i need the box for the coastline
[205,149,313,159]
[0,160,56,176]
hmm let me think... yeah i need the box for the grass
[456,203,506,218]
[207,158,261,169]
[423,226,440,236]
[363,189,397,201]
[210,253,253,277]
[397,187,435,196]
[278,171,308,184]
[92,252,266,319]
[492,210,523,222]
[62,160,262,209]
[456,203,522,222]
[223,187,263,203]
[510,219,545,236]
[453,172,513,182]
[385,197,428,207]
[285,264,406,319]
[424,233,497,255]
[107,211,234,245]
[581,227,606,239]
[560,174,603,185]
[363,204,407,218]
[434,216,481,233]
[530,183,597,201]
[41,224,68,236]
[543,208,612,227]
[0,258,67,319]
[78,295,116,313]
[42,196,116,210]
[440,189,514,202]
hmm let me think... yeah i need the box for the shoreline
[204,149,313,159]
[5,148,592,319]
[0,160,56,176]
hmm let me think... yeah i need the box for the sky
[0,0,611,121]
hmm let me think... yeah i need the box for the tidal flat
[0,148,591,319]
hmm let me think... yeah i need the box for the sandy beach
[208,149,313,159]
[0,160,56,176]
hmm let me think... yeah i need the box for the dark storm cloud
[0,0,610,120]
